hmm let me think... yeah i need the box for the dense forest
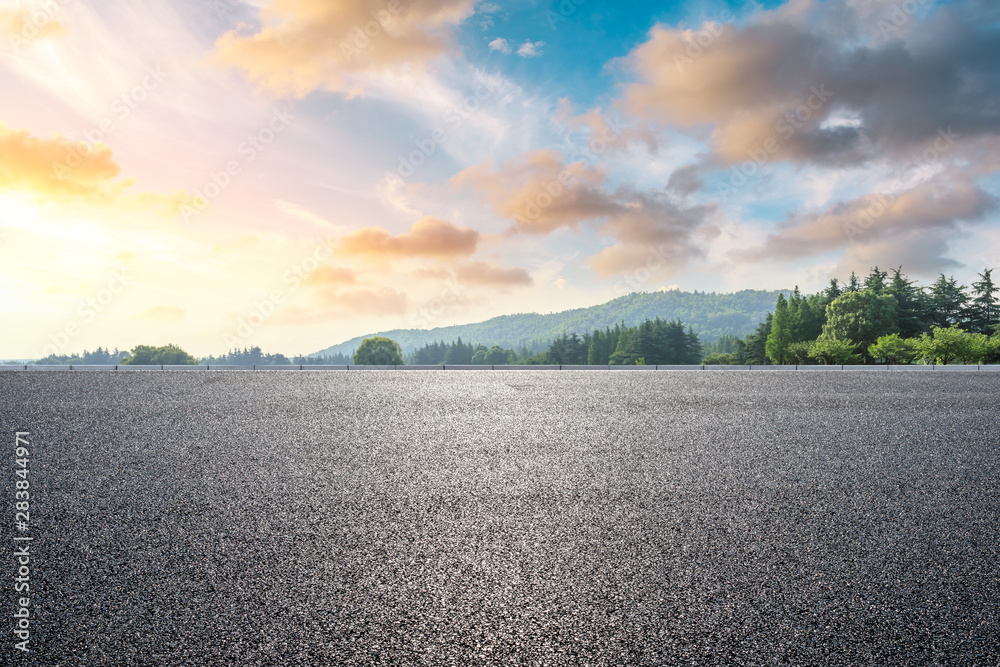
[315,289,785,358]
[408,318,702,366]
[706,267,999,365]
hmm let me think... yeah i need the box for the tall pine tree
[968,268,998,333]
[929,274,969,328]
[886,266,929,338]
[765,294,792,364]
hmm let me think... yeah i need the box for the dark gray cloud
[624,0,1000,166]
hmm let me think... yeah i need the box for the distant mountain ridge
[314,289,787,357]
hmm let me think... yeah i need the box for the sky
[1,0,998,359]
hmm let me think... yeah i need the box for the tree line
[32,345,198,365]
[34,347,127,365]
[380,318,702,366]
[201,347,354,365]
[706,267,999,365]
[32,344,358,366]
[30,266,997,367]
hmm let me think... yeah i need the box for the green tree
[822,290,899,360]
[928,274,969,328]
[735,313,772,365]
[913,326,971,365]
[797,293,826,342]
[606,318,700,365]
[765,293,792,364]
[979,331,1000,365]
[524,352,552,365]
[808,337,862,365]
[968,268,998,333]
[353,337,404,365]
[548,333,589,365]
[963,333,995,364]
[484,346,509,365]
[588,323,625,365]
[824,278,843,301]
[863,266,888,293]
[587,329,608,365]
[444,337,473,365]
[121,344,199,365]
[702,334,741,357]
[684,326,702,364]
[885,267,929,338]
[868,333,917,364]
[786,341,815,365]
[702,352,735,365]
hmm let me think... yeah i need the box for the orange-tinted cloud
[0,123,191,214]
[215,0,477,98]
[557,100,658,154]
[0,122,124,200]
[451,148,717,277]
[408,260,532,286]
[0,7,66,44]
[451,150,616,234]
[622,18,852,166]
[587,194,717,278]
[587,244,682,279]
[338,216,479,258]
[455,261,532,286]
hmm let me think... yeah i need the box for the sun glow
[0,193,42,230]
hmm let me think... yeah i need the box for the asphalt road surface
[2,371,998,665]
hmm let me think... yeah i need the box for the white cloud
[477,2,500,29]
[516,40,545,57]
[488,37,511,54]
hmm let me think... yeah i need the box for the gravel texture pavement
[1,371,998,665]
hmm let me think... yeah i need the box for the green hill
[314,289,786,358]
